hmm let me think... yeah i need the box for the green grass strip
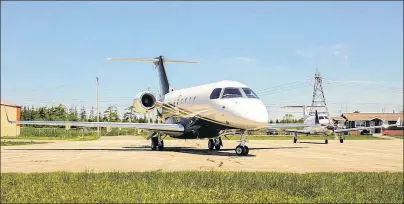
[1,171,402,203]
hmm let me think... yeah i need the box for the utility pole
[109,104,112,121]
[96,77,100,137]
[308,69,330,117]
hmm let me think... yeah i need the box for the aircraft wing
[265,123,320,128]
[3,107,184,133]
[283,129,311,134]
[265,110,322,128]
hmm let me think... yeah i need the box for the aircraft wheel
[325,139,328,144]
[242,146,249,155]
[208,139,214,150]
[340,138,344,143]
[151,137,158,150]
[235,145,244,156]
[293,138,297,143]
[158,140,164,151]
[219,137,223,146]
[214,144,221,150]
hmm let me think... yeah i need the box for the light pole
[96,77,100,137]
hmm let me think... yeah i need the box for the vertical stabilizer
[106,55,198,96]
[153,56,170,95]
[314,110,320,125]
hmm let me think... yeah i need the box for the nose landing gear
[235,133,249,156]
[339,134,344,143]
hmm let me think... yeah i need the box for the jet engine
[132,91,157,113]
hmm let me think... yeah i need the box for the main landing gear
[151,134,164,151]
[293,133,329,144]
[293,133,298,143]
[208,137,222,150]
[339,134,344,143]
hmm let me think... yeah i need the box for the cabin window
[222,88,242,98]
[185,98,188,104]
[193,96,196,103]
[181,98,183,104]
[210,88,222,99]
[241,88,259,99]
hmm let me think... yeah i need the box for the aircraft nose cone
[245,103,268,126]
[320,119,330,125]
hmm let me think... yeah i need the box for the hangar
[1,101,21,137]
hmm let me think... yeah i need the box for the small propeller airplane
[3,56,401,155]
[279,105,401,144]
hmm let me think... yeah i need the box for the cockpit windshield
[222,88,243,98]
[242,88,259,99]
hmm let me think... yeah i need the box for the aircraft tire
[293,138,297,143]
[235,145,244,156]
[208,139,214,150]
[325,139,328,144]
[340,138,344,143]
[242,146,249,155]
[214,145,221,150]
[151,137,158,150]
[158,140,164,151]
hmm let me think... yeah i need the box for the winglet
[314,110,320,125]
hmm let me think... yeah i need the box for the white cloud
[232,57,254,63]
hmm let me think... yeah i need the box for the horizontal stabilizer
[281,105,326,108]
[106,57,199,63]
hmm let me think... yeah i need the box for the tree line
[20,104,154,127]
[269,113,304,124]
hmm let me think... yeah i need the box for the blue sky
[1,1,403,120]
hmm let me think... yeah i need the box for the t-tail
[106,56,199,96]
[314,110,320,125]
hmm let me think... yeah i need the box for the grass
[343,135,389,140]
[1,171,402,203]
[0,140,48,146]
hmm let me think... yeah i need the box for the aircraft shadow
[299,141,327,145]
[121,145,308,157]
[5,146,307,157]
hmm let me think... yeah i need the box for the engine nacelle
[132,91,157,114]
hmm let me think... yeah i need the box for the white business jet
[4,56,360,156]
[280,106,401,144]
